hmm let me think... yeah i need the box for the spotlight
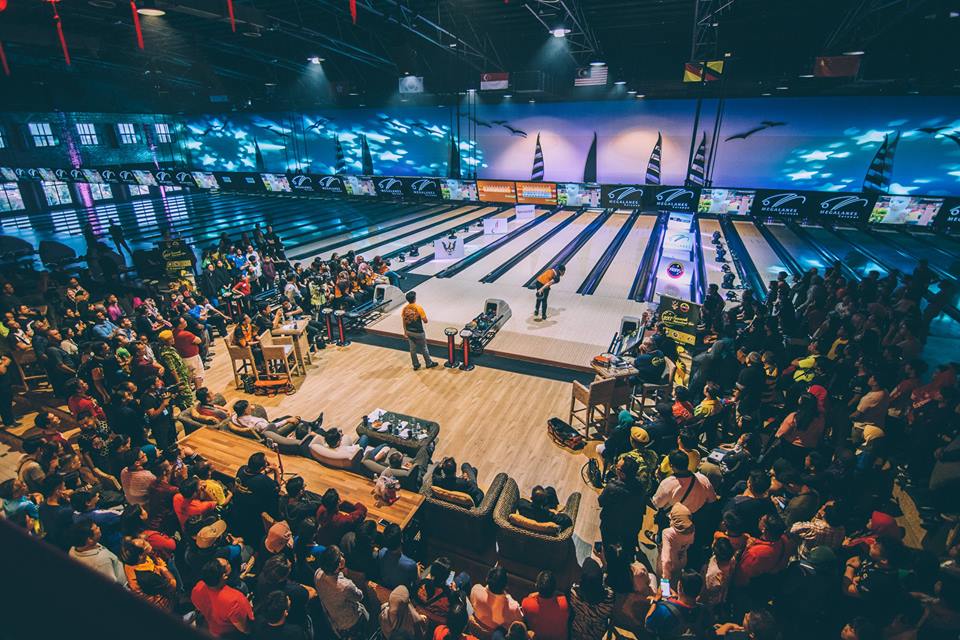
[798,73,814,78]
[776,86,789,90]
[137,7,166,16]
[635,94,645,99]
[307,56,324,65]
[589,61,605,67]
[627,90,637,95]
[348,91,359,96]
[761,92,772,96]
[448,42,458,48]
[264,82,276,87]
[467,88,476,93]
[528,99,535,103]
[551,27,570,38]
[503,93,512,98]
[614,80,626,86]
[842,50,865,56]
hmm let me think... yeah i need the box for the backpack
[620,447,661,496]
[650,600,702,639]
[582,458,604,489]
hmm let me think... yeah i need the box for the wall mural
[182,96,960,195]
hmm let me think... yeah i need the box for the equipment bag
[548,417,586,451]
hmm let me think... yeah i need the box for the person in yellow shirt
[401,291,437,371]
[694,382,723,418]
[659,428,702,476]
[533,264,566,321]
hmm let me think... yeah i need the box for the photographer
[140,376,178,451]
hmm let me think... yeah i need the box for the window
[0,184,24,212]
[76,123,99,145]
[89,183,113,200]
[118,123,138,145]
[128,184,151,196]
[42,181,73,206]
[29,122,57,147]
[154,123,172,144]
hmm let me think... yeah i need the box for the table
[356,410,439,457]
[180,428,425,530]
[591,361,638,412]
[272,318,312,374]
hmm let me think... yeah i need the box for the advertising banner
[343,175,377,197]
[868,195,943,227]
[656,294,702,346]
[434,236,465,260]
[400,177,442,199]
[750,190,811,218]
[374,176,404,198]
[601,184,646,208]
[645,185,701,214]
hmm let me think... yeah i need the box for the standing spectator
[659,503,695,587]
[569,559,615,640]
[315,488,368,547]
[599,455,647,560]
[254,591,310,640]
[377,522,420,589]
[231,452,280,543]
[156,329,195,409]
[173,316,204,388]
[172,476,218,531]
[122,536,178,612]
[119,449,156,506]
[644,571,706,638]
[141,375,178,450]
[379,585,428,639]
[192,558,255,637]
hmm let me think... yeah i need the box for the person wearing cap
[615,426,661,497]
[156,328,195,410]
[659,503,695,587]
[533,264,565,321]
[191,558,254,637]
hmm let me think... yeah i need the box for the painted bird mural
[724,120,787,141]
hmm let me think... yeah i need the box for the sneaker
[413,365,421,371]
[533,316,542,322]
[425,361,439,369]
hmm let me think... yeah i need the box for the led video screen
[868,195,943,227]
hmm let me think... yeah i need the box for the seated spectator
[380,584,428,639]
[843,537,904,611]
[568,559,615,640]
[253,590,309,640]
[196,461,232,507]
[229,399,320,455]
[230,452,280,543]
[470,566,523,634]
[516,485,573,528]
[521,570,569,640]
[713,609,779,640]
[315,488,368,547]
[659,428,701,476]
[694,382,724,418]
[633,338,666,384]
[191,558,254,637]
[313,545,369,637]
[431,457,484,506]
[189,387,229,426]
[307,428,368,469]
[173,476,218,531]
[733,514,793,588]
[435,602,478,640]
[119,449,156,506]
[702,536,737,609]
[377,522,420,589]
[0,478,39,521]
[672,386,695,423]
[68,520,127,585]
[340,519,378,583]
[278,476,319,531]
[121,536,178,612]
[254,556,311,629]
[723,469,774,536]
[362,445,428,490]
[413,557,471,626]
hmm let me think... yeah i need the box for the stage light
[627,90,636,95]
[723,52,732,58]
[307,56,324,65]
[528,98,535,103]
[503,93,512,98]
[551,27,570,38]
[467,88,475,93]
[264,82,276,87]
[776,85,789,90]
[636,94,645,99]
[614,80,626,86]
[348,91,359,96]
[448,42,458,47]
[761,92,772,96]
[798,73,814,78]
[589,61,605,67]
[137,7,165,16]
[842,50,865,56]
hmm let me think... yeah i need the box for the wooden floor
[202,338,604,548]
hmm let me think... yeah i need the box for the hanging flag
[645,132,662,185]
[480,72,509,90]
[447,134,461,179]
[0,41,10,77]
[360,134,374,175]
[46,1,71,67]
[130,1,145,49]
[683,60,724,82]
[531,133,545,181]
[814,55,861,78]
[574,65,608,87]
[253,137,265,171]
[334,135,346,174]
[862,131,901,194]
[685,133,707,186]
[349,0,357,23]
[583,132,598,183]
[226,0,236,31]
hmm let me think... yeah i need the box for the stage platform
[369,209,656,370]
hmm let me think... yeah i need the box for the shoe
[533,317,542,322]
[425,361,439,369]
[316,412,324,427]
[413,365,421,371]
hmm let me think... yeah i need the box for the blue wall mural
[181,96,960,195]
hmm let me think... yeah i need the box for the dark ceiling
[0,0,957,112]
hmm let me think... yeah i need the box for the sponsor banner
[214,172,263,191]
[174,170,198,188]
[440,179,478,201]
[287,173,315,193]
[117,169,141,185]
[698,188,756,215]
[938,197,960,230]
[476,180,517,203]
[374,176,404,198]
[868,195,943,227]
[52,168,76,182]
[152,169,178,186]
[191,172,218,189]
[515,181,558,205]
[37,168,58,182]
[808,191,875,223]
[99,168,122,184]
[343,175,377,197]
[557,183,601,207]
[434,236,465,260]
[14,168,41,181]
[158,238,195,280]
[601,184,646,208]
[131,170,158,186]
[646,185,700,213]
[656,294,702,346]
[400,176,442,199]
[261,173,292,193]
[286,173,346,195]
[0,167,18,182]
[750,189,810,218]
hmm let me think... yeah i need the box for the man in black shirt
[106,386,147,447]
[141,375,178,450]
[734,351,765,430]
[43,329,77,398]
[431,456,483,505]
[0,354,17,427]
[231,452,281,543]
[38,474,75,551]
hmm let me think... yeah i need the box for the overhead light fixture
[761,92,772,96]
[551,27,571,38]
[636,94,645,99]
[627,90,637,95]
[776,85,789,90]
[723,52,732,58]
[589,61,605,67]
[137,7,166,16]
[798,73,814,78]
[614,80,626,86]
[842,50,865,56]
[528,99,536,103]
[448,42,458,48]
[348,91,359,96]
[242,29,262,38]
[307,56,324,65]
[264,82,276,87]
[503,93,512,98]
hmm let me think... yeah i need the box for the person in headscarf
[659,503,695,587]
[380,585,427,639]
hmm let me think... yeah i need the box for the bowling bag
[253,377,295,396]
[547,417,585,451]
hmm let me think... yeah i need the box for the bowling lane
[453,209,574,281]
[699,218,741,291]
[801,225,888,278]
[877,230,960,279]
[342,206,496,261]
[763,222,829,274]
[593,213,657,299]
[411,211,521,277]
[497,210,602,286]
[297,205,479,260]
[731,220,791,282]
[552,212,631,293]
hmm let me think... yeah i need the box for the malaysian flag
[645,132,662,185]
[685,132,707,187]
[334,135,346,174]
[862,131,901,194]
[531,133,545,181]
[360,134,374,175]
[574,65,608,87]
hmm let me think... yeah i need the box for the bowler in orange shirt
[533,264,565,321]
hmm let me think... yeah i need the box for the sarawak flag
[814,55,861,78]
[683,60,724,82]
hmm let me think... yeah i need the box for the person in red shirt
[433,601,478,640]
[172,476,217,531]
[315,488,368,547]
[191,558,254,637]
[172,316,203,387]
[66,378,106,423]
[521,570,570,640]
[671,386,695,424]
[733,514,794,587]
